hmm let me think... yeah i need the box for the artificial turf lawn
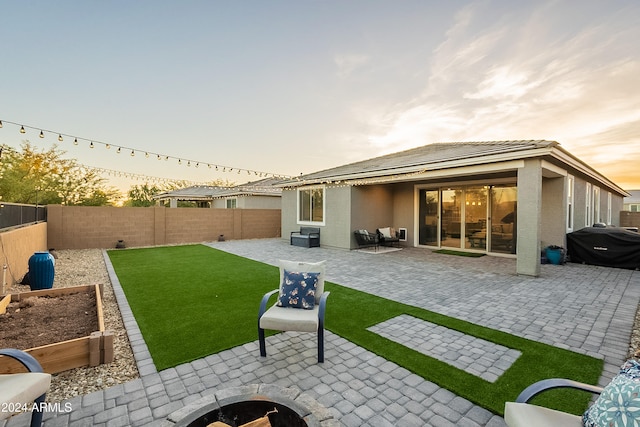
[108,244,603,416]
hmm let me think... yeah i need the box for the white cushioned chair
[258,260,330,363]
[0,348,52,427]
[504,378,603,427]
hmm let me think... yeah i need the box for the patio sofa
[354,230,379,250]
[376,227,400,247]
[290,227,320,248]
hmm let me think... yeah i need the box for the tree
[125,183,166,207]
[124,179,234,207]
[0,141,121,205]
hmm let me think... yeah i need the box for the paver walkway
[5,238,640,426]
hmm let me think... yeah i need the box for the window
[226,198,237,209]
[593,186,600,224]
[585,183,591,227]
[632,205,639,212]
[567,175,574,232]
[298,187,324,224]
[607,192,612,225]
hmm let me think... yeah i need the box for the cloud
[358,1,640,186]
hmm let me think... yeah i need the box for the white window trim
[593,186,600,224]
[296,186,326,226]
[585,183,591,227]
[607,192,612,225]
[566,175,574,232]
[225,197,237,209]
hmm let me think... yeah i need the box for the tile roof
[286,140,557,183]
[154,177,283,200]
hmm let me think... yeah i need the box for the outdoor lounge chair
[258,260,330,363]
[504,378,603,427]
[0,348,52,427]
[353,229,379,250]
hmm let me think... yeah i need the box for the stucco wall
[0,222,48,290]
[350,186,394,248]
[47,205,281,249]
[540,176,566,248]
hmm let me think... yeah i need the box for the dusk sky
[1,1,639,192]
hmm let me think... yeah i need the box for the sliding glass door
[418,190,439,245]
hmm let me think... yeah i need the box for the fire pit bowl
[163,384,342,427]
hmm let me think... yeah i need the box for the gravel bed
[7,249,139,403]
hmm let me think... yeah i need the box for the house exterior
[278,140,629,276]
[624,190,640,211]
[154,178,282,209]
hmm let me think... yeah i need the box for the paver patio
[5,238,640,426]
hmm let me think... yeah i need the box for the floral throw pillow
[583,359,640,426]
[276,270,319,310]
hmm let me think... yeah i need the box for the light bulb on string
[58,134,63,142]
[117,147,121,154]
[90,141,94,148]
[145,152,149,158]
[74,138,78,145]
[0,120,3,128]
[20,126,26,134]
[130,150,135,157]
[157,155,161,160]
[105,144,110,149]
[39,131,44,138]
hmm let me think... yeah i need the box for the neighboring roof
[624,190,640,204]
[154,177,283,201]
[279,140,628,196]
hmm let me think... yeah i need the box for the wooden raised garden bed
[0,284,114,374]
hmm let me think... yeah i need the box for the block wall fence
[46,205,281,250]
[620,211,640,230]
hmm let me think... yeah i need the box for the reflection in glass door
[418,190,439,245]
[465,187,487,249]
[490,186,517,254]
[441,189,461,248]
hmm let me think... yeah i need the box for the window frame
[225,198,237,209]
[566,175,574,232]
[296,186,326,226]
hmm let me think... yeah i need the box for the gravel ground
[7,249,139,403]
[6,248,640,404]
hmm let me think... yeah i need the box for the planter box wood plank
[0,284,113,374]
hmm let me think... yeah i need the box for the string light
[0,119,293,179]
[89,141,94,148]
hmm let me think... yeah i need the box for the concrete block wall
[0,222,48,290]
[620,211,640,230]
[47,205,281,250]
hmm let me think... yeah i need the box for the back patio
[9,238,640,427]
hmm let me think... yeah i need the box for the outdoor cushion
[278,260,325,304]
[379,227,393,238]
[583,359,640,426]
[259,304,320,332]
[504,402,582,427]
[276,270,319,309]
[0,373,52,420]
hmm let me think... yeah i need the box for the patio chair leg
[318,328,324,363]
[30,393,46,427]
[259,327,267,357]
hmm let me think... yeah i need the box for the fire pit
[163,384,341,427]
